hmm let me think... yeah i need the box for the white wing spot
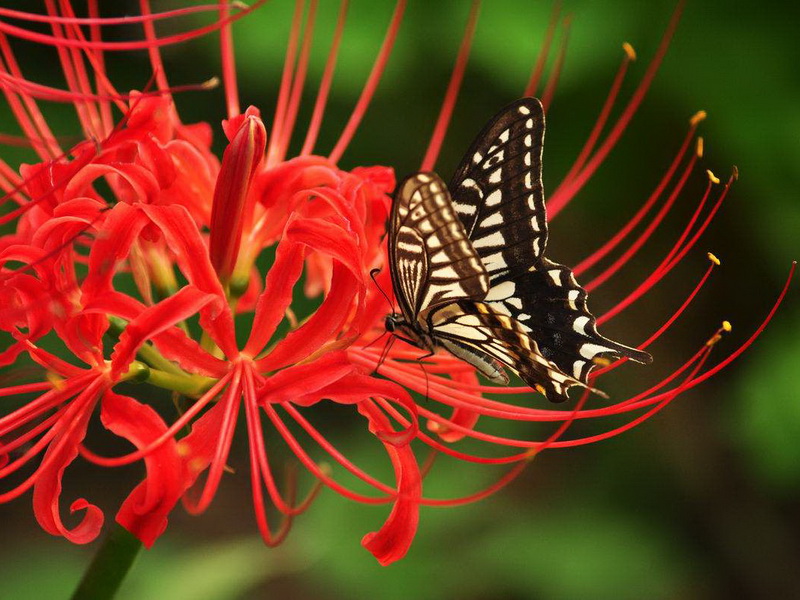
[548,269,562,285]
[486,189,502,206]
[485,280,515,301]
[573,316,590,335]
[499,129,510,143]
[518,105,531,115]
[489,168,502,184]
[480,212,504,228]
[472,152,483,164]
[518,312,531,320]
[524,153,531,166]
[454,202,476,216]
[525,118,533,128]
[567,290,580,310]
[473,231,506,249]
[573,360,586,378]
[524,172,532,189]
[483,252,506,268]
[507,297,523,309]
[524,134,532,147]
[579,343,610,359]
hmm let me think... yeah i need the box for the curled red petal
[32,386,104,544]
[359,400,421,566]
[102,391,184,548]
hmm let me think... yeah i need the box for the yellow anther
[535,384,546,395]
[706,169,720,184]
[690,110,707,126]
[722,320,732,332]
[202,76,220,90]
[592,357,612,367]
[732,165,739,180]
[696,136,704,158]
[46,371,65,391]
[622,42,637,61]
[177,441,191,457]
[707,252,721,266]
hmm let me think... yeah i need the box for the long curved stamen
[419,0,480,171]
[328,0,406,164]
[299,0,348,156]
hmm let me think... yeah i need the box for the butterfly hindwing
[449,98,548,280]
[482,259,653,384]
[429,301,584,401]
[389,172,490,319]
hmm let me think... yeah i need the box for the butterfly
[385,97,652,402]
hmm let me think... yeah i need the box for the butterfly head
[385,314,434,352]
[384,314,401,333]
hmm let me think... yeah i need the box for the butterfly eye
[385,316,396,332]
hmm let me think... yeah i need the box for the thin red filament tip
[583,142,699,292]
[573,120,699,277]
[540,15,570,113]
[559,43,637,190]
[300,0,349,156]
[419,0,480,172]
[524,0,561,97]
[328,0,406,164]
[547,0,685,218]
[277,0,319,162]
[219,0,240,119]
[267,0,304,166]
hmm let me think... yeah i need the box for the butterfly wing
[484,259,653,384]
[429,300,586,402]
[449,97,651,386]
[388,172,490,323]
[449,97,548,279]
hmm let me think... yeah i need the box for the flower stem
[146,367,217,397]
[71,525,142,600]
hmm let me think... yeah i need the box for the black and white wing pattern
[386,98,651,403]
[447,97,651,398]
[388,172,489,320]
[449,98,548,279]
[428,301,589,401]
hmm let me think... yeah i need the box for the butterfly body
[386,98,652,402]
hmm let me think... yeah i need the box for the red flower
[0,0,793,567]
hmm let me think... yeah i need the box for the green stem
[146,367,217,397]
[71,525,142,600]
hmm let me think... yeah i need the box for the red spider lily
[0,0,793,568]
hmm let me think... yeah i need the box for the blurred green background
[1,0,798,598]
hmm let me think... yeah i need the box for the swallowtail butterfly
[385,98,652,402]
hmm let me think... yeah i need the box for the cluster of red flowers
[0,1,792,565]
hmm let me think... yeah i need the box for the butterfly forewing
[389,172,490,320]
[449,98,548,280]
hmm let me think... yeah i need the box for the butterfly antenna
[369,268,395,312]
